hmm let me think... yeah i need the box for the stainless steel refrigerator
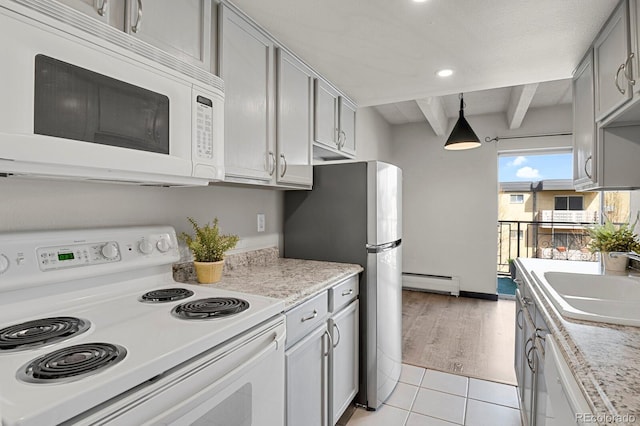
[284,161,402,410]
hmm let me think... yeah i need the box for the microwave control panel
[195,95,214,159]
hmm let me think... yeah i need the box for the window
[510,194,524,204]
[554,196,583,211]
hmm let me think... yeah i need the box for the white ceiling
[373,78,573,125]
[230,0,617,111]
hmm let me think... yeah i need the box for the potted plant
[587,214,640,272]
[180,217,239,284]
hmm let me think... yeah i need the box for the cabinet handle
[341,288,354,296]
[526,343,537,373]
[97,0,108,16]
[524,337,535,372]
[584,155,592,179]
[280,153,287,178]
[268,151,276,176]
[323,329,333,357]
[615,62,626,95]
[335,128,341,148]
[624,52,636,85]
[300,309,318,322]
[332,323,341,348]
[131,0,143,33]
[338,130,346,149]
[516,308,523,330]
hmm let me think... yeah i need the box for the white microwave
[0,0,224,186]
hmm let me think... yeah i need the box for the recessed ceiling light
[436,69,454,77]
[413,0,428,3]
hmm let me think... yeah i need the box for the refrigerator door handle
[366,239,402,253]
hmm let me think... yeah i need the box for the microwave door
[96,86,169,154]
[34,55,170,155]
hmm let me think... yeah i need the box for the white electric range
[0,226,285,426]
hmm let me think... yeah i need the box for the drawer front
[285,291,329,348]
[329,275,359,313]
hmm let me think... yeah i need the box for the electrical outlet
[257,213,265,232]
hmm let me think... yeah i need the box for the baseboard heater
[402,272,460,296]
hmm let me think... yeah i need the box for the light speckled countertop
[173,247,363,309]
[517,258,640,424]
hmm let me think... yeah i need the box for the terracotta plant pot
[193,260,225,284]
[602,252,629,272]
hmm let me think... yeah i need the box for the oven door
[70,316,285,426]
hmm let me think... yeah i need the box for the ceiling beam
[416,97,448,137]
[506,83,539,129]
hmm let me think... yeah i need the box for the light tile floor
[346,364,521,426]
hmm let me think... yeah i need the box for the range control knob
[156,237,172,253]
[101,242,119,260]
[138,239,154,254]
[0,254,9,274]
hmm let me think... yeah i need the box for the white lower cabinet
[285,275,359,426]
[285,324,330,426]
[330,299,359,425]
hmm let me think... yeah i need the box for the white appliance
[0,0,225,186]
[0,226,285,426]
[284,161,403,410]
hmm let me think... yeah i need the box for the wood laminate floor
[402,289,517,385]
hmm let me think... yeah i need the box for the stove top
[18,342,127,384]
[171,297,250,320]
[0,316,90,352]
[139,287,195,303]
[0,226,285,426]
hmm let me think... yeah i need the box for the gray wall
[0,106,392,259]
[388,104,572,294]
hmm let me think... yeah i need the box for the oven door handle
[146,330,285,425]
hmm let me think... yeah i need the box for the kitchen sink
[532,271,640,326]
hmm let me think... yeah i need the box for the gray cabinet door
[572,50,597,189]
[276,49,313,187]
[219,5,275,182]
[57,0,124,29]
[285,325,329,426]
[338,98,356,157]
[594,0,632,121]
[330,300,359,425]
[125,0,212,70]
[314,79,340,149]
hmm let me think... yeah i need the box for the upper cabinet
[218,2,354,188]
[125,0,212,70]
[276,49,313,187]
[573,0,640,190]
[339,97,357,157]
[594,0,632,121]
[58,0,213,71]
[57,0,122,27]
[572,51,597,190]
[314,80,357,161]
[219,5,275,183]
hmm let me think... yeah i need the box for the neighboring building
[498,180,631,273]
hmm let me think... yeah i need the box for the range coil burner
[18,343,127,384]
[0,317,90,352]
[139,288,195,303]
[171,297,250,320]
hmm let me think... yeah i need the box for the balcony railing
[497,220,598,274]
[537,210,600,225]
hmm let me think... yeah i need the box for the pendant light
[444,93,481,150]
